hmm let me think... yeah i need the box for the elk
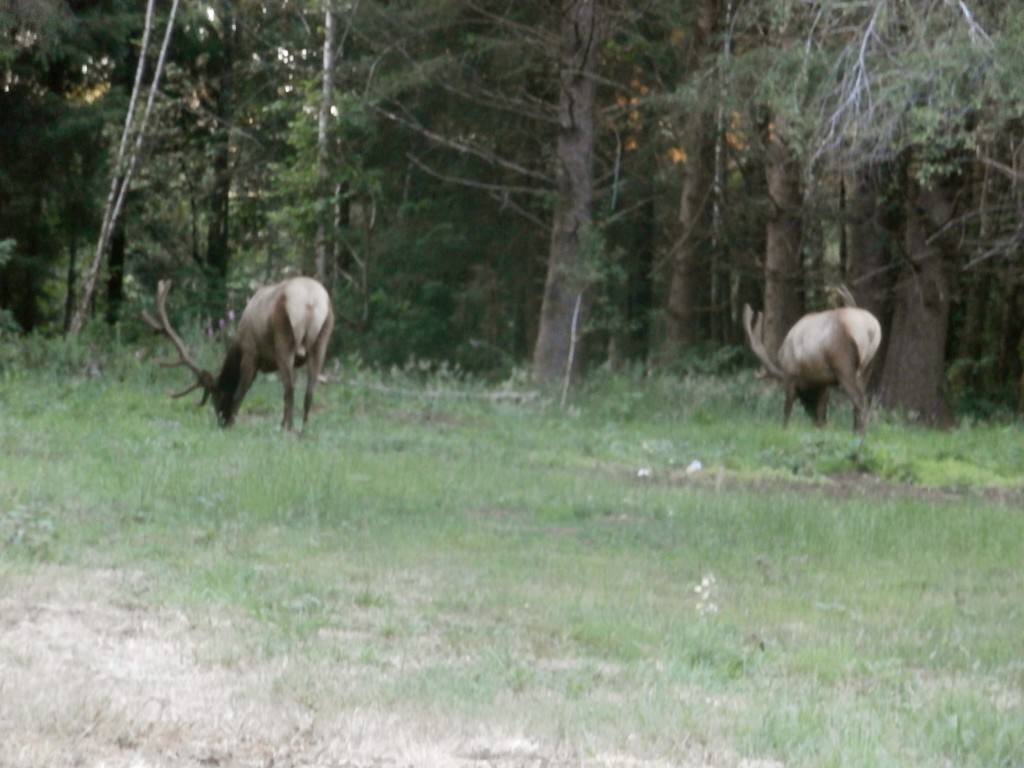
[742,301,882,433]
[143,277,334,431]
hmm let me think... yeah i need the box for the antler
[141,279,216,401]
[834,283,857,308]
[742,304,785,380]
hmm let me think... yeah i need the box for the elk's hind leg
[302,312,335,429]
[838,376,869,433]
[273,333,298,431]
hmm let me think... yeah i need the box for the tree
[877,163,961,425]
[1,0,137,332]
[314,1,337,284]
[68,0,180,335]
[665,0,719,352]
[532,0,603,384]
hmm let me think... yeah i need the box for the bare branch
[954,0,993,47]
[373,102,554,185]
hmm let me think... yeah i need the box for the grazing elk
[742,301,882,433]
[143,277,334,431]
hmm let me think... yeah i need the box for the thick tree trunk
[762,123,803,354]
[665,120,715,351]
[843,167,895,387]
[665,0,719,354]
[532,0,600,384]
[878,175,959,426]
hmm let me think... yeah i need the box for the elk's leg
[782,381,796,427]
[302,315,334,429]
[277,366,296,430]
[274,339,297,432]
[831,343,870,433]
[813,388,829,427]
[226,359,258,428]
[843,381,869,433]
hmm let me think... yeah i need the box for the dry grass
[1,566,783,768]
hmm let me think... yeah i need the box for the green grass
[1,353,1022,767]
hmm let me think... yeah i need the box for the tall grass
[1,348,1022,767]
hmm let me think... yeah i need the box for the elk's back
[778,308,881,384]
[238,278,332,368]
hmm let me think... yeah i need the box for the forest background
[3,0,1024,426]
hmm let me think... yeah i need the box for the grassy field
[1,346,1022,767]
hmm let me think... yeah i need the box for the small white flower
[693,573,719,616]
[637,467,653,479]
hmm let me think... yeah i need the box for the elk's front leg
[226,359,258,428]
[782,381,796,427]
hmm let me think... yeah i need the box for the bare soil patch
[0,567,774,768]
[642,465,1024,508]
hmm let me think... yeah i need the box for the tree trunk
[67,0,178,335]
[205,0,236,316]
[314,1,335,283]
[762,121,803,354]
[878,173,959,426]
[105,218,126,325]
[623,194,654,364]
[996,277,1024,409]
[665,116,715,352]
[62,231,78,334]
[665,0,719,354]
[843,167,895,387]
[532,0,601,384]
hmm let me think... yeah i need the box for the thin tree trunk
[314,1,335,283]
[205,0,236,316]
[62,232,78,334]
[105,218,126,325]
[68,0,179,335]
[532,0,601,384]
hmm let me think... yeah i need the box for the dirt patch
[0,567,772,768]
[635,465,1024,508]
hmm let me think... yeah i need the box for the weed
[1,504,57,560]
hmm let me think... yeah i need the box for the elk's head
[141,279,223,419]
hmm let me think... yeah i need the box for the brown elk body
[742,304,882,433]
[144,277,334,430]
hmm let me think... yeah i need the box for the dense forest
[3,0,1024,423]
